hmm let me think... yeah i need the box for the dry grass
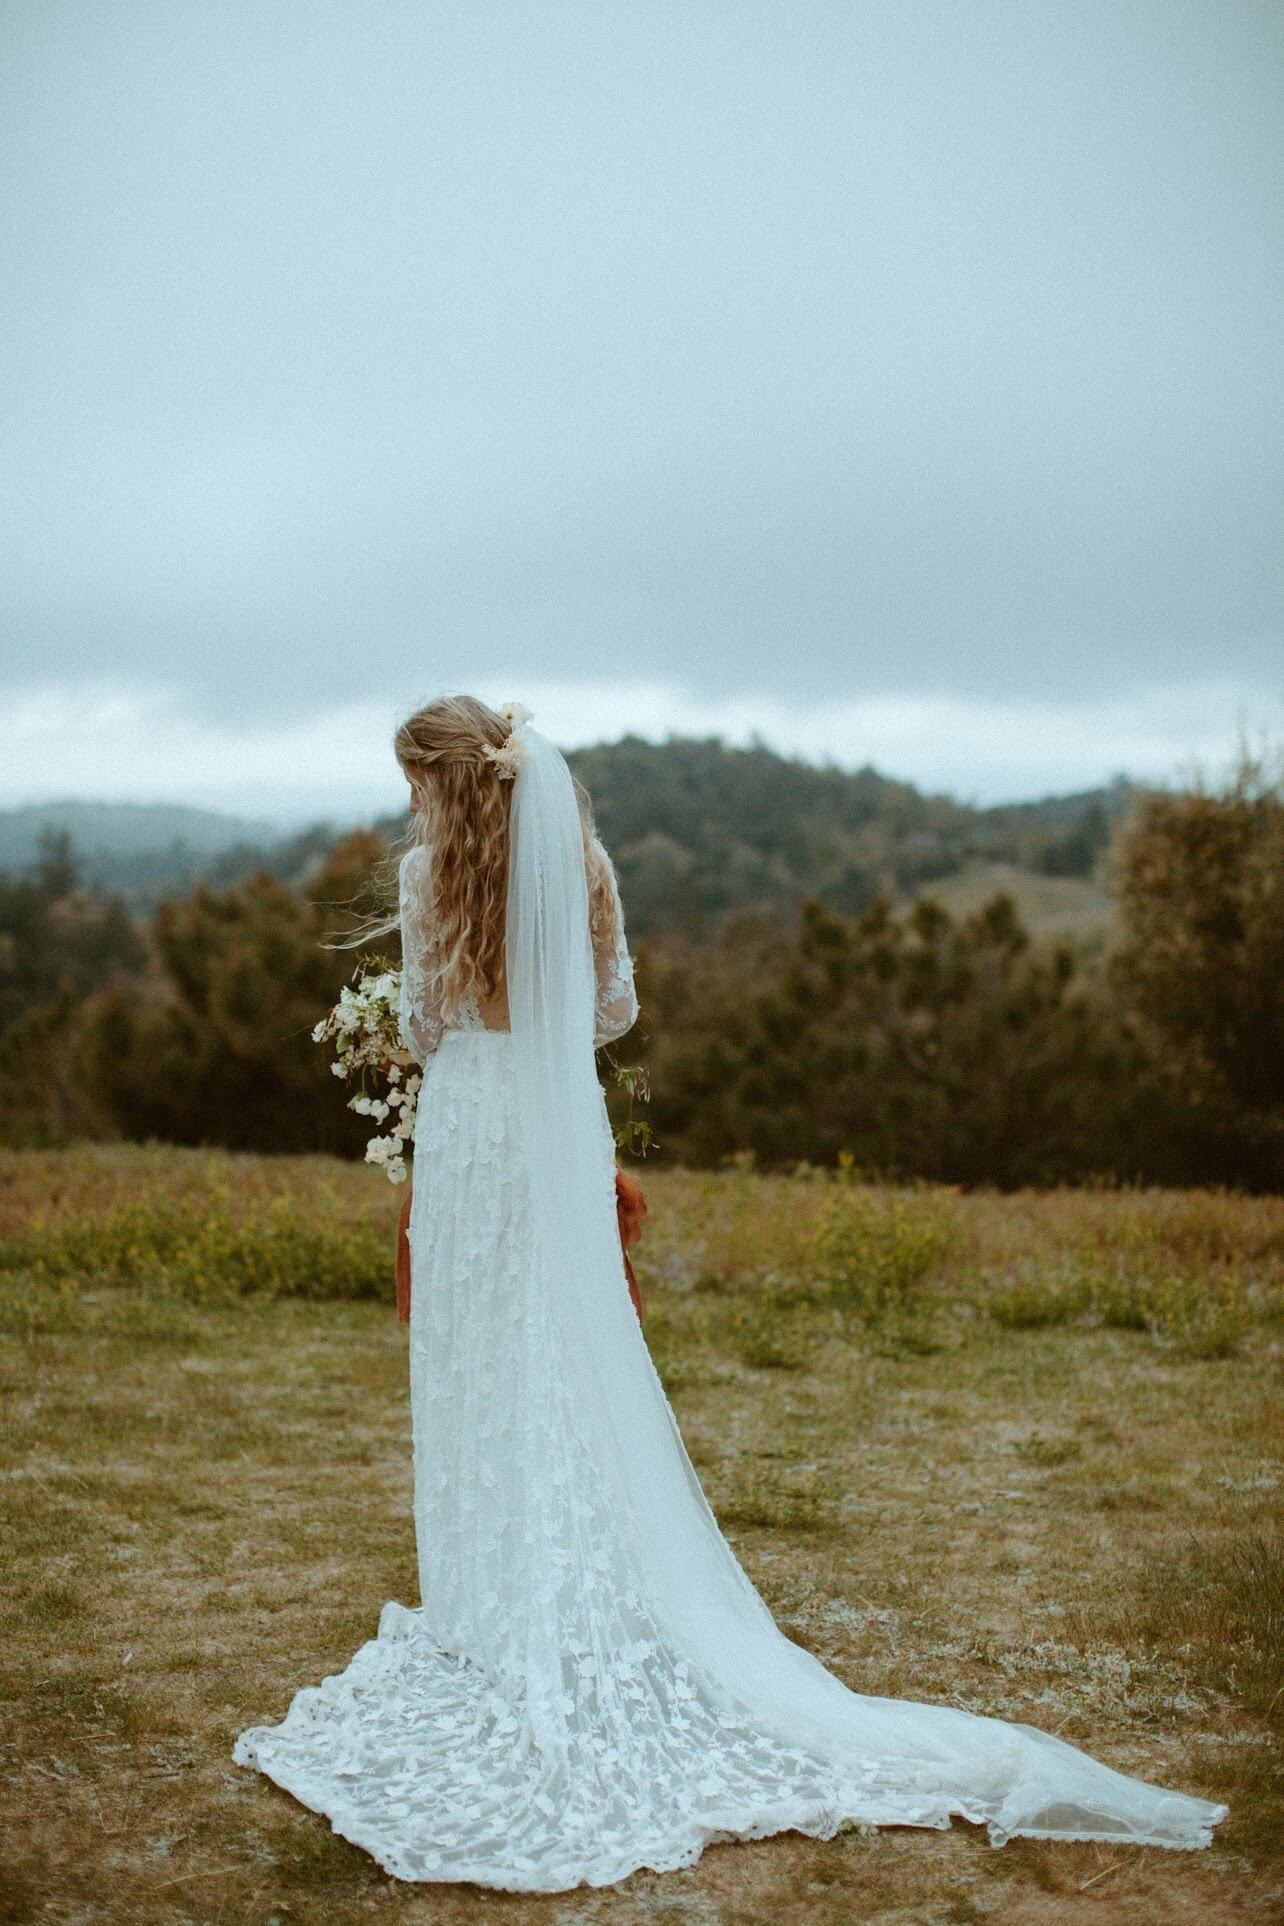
[1,1146,1281,1924]
[907,860,1114,944]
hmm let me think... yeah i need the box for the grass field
[1,1145,1281,1925]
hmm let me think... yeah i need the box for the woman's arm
[592,843,639,1048]
[398,846,446,1065]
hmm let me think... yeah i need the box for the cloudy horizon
[3,1,1280,825]
[4,673,1278,831]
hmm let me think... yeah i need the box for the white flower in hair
[483,699,534,779]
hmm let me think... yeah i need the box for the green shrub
[985,1242,1261,1358]
[0,1194,391,1307]
[987,1265,1095,1330]
[1144,1268,1257,1360]
[807,1178,948,1325]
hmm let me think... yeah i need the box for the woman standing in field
[231,693,1227,1890]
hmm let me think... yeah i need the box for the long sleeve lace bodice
[397,846,451,1066]
[589,844,640,1049]
[398,837,638,1066]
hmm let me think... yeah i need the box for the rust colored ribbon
[397,1165,647,1328]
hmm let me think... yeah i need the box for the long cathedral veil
[503,716,1226,1852]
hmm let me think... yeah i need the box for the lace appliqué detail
[590,843,638,1048]
[232,1039,933,1888]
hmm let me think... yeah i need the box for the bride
[232,693,1228,1890]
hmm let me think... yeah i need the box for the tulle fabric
[231,721,1227,1887]
[496,723,1228,1862]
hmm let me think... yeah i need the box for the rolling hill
[2,738,1142,938]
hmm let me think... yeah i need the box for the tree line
[7,736,1128,923]
[2,757,1280,1188]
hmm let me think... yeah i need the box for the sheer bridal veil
[503,713,1225,1852]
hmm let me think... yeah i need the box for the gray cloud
[2,0,1280,734]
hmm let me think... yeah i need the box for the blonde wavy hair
[332,693,624,1023]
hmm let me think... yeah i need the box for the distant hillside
[0,800,285,905]
[0,799,278,862]
[907,861,1115,947]
[562,737,1136,938]
[1,743,1145,933]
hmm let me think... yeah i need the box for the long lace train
[231,1029,1228,1889]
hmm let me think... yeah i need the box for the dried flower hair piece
[482,699,534,780]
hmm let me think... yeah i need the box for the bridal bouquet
[312,958,421,1185]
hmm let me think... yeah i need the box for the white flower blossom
[312,960,419,1180]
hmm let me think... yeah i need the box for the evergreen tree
[1110,755,1284,1185]
[80,832,391,1155]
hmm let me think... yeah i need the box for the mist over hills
[2,735,1138,936]
[0,799,279,859]
[0,799,325,905]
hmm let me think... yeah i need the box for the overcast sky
[2,1,1280,821]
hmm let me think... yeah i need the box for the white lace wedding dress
[231,827,1228,1891]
